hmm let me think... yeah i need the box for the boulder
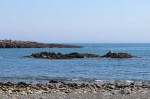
[102,51,134,58]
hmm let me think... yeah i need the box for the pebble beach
[1,80,150,99]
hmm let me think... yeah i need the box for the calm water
[0,43,150,83]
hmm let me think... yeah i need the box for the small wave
[0,76,73,82]
[94,79,150,86]
[72,79,80,81]
[141,56,150,59]
[1,76,150,86]
[0,57,3,59]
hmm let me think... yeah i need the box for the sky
[0,0,150,43]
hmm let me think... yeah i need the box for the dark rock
[102,51,134,58]
[4,82,14,86]
[25,52,101,59]
[130,83,134,86]
[66,83,78,87]
[24,51,137,59]
[49,80,59,83]
[17,82,30,87]
[66,52,85,58]
[0,40,82,48]
[12,89,21,92]
[6,82,13,85]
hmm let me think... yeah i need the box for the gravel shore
[1,90,150,99]
[0,80,150,99]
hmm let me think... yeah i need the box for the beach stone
[17,82,29,87]
[42,87,49,91]
[49,80,59,83]
[107,85,116,89]
[102,92,112,96]
[34,87,40,90]
[7,88,12,91]
[119,89,130,95]
[19,91,27,95]
[27,90,33,94]
[64,89,72,93]
[2,89,7,92]
[12,89,21,92]
[8,90,12,94]
[94,84,102,89]
[35,90,43,94]
[6,82,14,86]
[111,90,119,95]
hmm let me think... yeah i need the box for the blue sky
[0,0,150,43]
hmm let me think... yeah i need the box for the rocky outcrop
[25,52,101,59]
[102,51,134,58]
[0,40,82,48]
[24,51,136,59]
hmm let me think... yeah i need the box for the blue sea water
[0,43,150,83]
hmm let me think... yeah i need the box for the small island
[0,40,82,48]
[25,52,101,59]
[24,51,135,59]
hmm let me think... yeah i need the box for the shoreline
[0,40,82,48]
[1,78,150,84]
[1,80,150,98]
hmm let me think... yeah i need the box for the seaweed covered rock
[102,51,134,58]
[24,51,137,59]
[25,52,101,59]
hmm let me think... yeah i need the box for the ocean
[0,43,150,83]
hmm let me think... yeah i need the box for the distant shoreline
[0,40,82,48]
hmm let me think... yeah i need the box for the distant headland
[0,40,82,48]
